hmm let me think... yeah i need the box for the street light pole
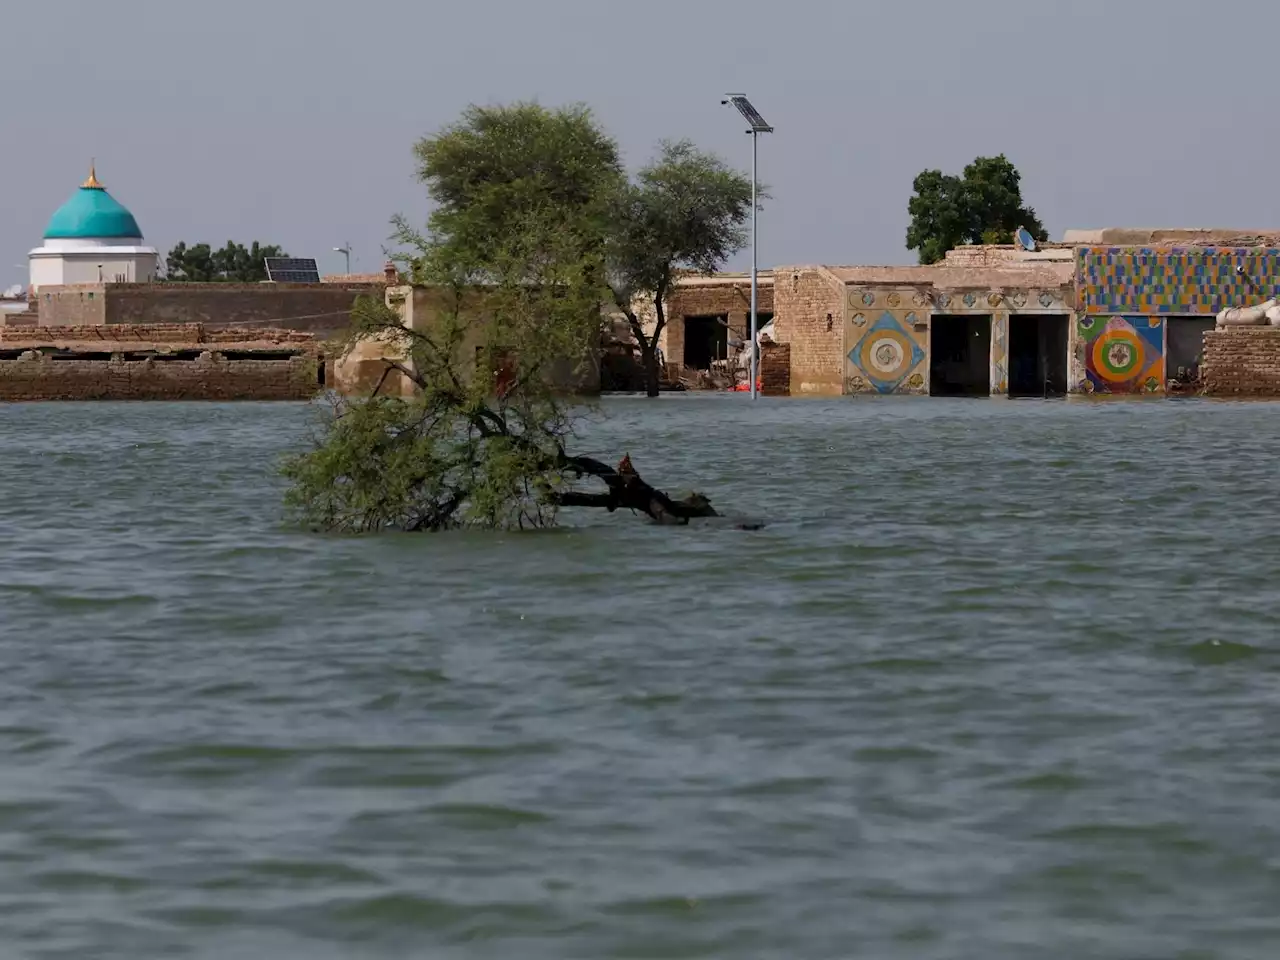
[751,130,758,399]
[722,94,773,400]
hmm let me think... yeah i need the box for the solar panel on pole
[722,94,773,399]
[264,258,321,283]
[726,94,773,133]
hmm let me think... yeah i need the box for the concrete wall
[33,282,383,338]
[1202,328,1280,395]
[772,267,846,395]
[30,252,156,287]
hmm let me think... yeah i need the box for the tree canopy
[164,241,288,282]
[283,102,724,532]
[410,102,623,281]
[608,140,755,395]
[905,155,1047,264]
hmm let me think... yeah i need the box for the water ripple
[2,397,1280,958]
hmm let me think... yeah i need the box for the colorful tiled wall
[845,308,927,394]
[1075,315,1164,394]
[1078,247,1280,315]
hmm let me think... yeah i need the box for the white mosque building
[29,164,157,290]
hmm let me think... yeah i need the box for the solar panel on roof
[264,257,321,283]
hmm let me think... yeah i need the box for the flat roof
[1064,228,1280,246]
[825,262,1074,287]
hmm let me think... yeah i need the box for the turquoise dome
[43,169,142,240]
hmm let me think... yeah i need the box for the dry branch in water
[555,453,719,525]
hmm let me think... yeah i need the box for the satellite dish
[1015,226,1037,252]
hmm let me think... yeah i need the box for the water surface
[1,395,1279,959]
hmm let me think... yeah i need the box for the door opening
[930,315,991,396]
[683,315,728,370]
[1166,316,1215,385]
[1008,314,1068,397]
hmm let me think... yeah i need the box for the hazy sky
[3,0,1277,287]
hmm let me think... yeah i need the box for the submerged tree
[608,140,756,397]
[281,103,723,532]
[906,155,1047,264]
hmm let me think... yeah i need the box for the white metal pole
[750,130,759,400]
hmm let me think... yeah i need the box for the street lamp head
[723,93,773,133]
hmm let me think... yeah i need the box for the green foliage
[283,104,611,533]
[164,240,288,282]
[413,102,624,279]
[608,140,756,394]
[905,155,1047,265]
[283,100,752,531]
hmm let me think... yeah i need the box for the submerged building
[749,230,1280,397]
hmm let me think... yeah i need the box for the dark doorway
[683,315,727,369]
[1008,314,1069,397]
[930,315,991,396]
[1166,317,1215,385]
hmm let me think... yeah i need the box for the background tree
[906,154,1047,264]
[283,102,721,532]
[164,240,288,281]
[608,140,755,397]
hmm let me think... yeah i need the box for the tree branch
[553,455,718,525]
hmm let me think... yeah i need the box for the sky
[3,0,1278,288]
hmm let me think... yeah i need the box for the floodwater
[2,394,1280,959]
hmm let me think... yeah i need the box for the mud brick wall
[662,281,776,363]
[1202,328,1280,395]
[772,267,845,395]
[0,355,320,401]
[0,324,318,348]
[36,283,382,338]
[760,342,790,396]
[36,288,106,325]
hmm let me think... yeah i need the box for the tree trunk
[555,454,718,525]
[640,342,660,398]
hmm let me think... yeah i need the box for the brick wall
[661,281,775,364]
[1202,328,1280,395]
[0,356,320,401]
[1,323,317,347]
[35,282,383,338]
[760,342,790,396]
[772,267,845,395]
[0,323,322,401]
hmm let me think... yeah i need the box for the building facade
[767,231,1280,397]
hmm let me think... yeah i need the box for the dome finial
[82,159,103,190]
